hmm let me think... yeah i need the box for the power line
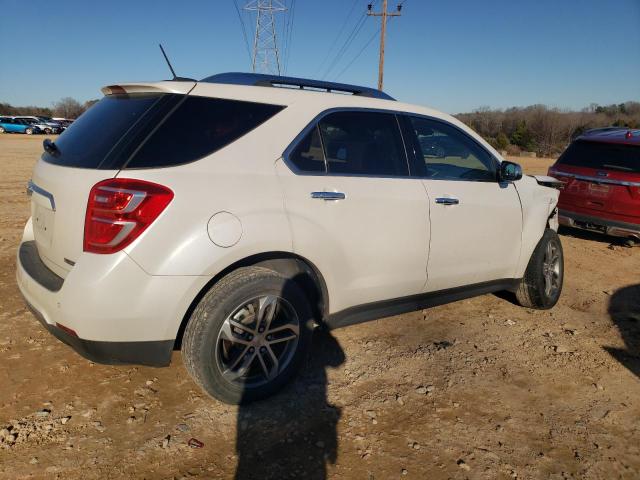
[232,0,253,63]
[335,27,380,81]
[283,0,296,74]
[314,0,361,77]
[322,12,368,79]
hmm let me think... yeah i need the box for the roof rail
[582,126,630,135]
[200,72,395,101]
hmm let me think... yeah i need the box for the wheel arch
[174,251,329,349]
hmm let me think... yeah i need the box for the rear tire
[516,229,564,309]
[182,267,314,404]
[0,127,5,134]
[25,128,33,135]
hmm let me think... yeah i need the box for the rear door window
[558,140,640,173]
[288,125,326,173]
[317,111,409,176]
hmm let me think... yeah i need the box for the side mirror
[499,161,523,182]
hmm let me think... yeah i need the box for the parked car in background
[549,128,640,244]
[13,116,62,134]
[16,72,564,404]
[52,117,75,128]
[14,118,58,134]
[0,116,38,134]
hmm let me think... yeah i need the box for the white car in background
[13,116,62,134]
[16,72,564,404]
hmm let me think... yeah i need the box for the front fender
[514,176,560,277]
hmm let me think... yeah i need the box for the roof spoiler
[101,81,196,96]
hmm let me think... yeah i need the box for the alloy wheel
[215,295,300,388]
[542,241,561,297]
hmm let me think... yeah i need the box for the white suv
[16,73,564,404]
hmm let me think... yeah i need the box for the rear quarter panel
[119,99,306,277]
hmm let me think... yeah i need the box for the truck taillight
[84,178,173,254]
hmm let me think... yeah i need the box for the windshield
[558,140,640,174]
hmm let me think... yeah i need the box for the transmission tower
[244,0,286,75]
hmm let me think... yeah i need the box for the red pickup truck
[548,128,640,244]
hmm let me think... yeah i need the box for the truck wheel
[516,229,564,309]
[182,266,314,404]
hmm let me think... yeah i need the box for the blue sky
[0,0,638,114]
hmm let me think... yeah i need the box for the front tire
[0,127,5,133]
[25,128,33,135]
[515,229,564,309]
[182,267,314,404]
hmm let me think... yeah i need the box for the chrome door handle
[311,191,346,201]
[435,197,459,205]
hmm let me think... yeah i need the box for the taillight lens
[84,178,173,254]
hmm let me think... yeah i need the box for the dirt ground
[0,135,639,480]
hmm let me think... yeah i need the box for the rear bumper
[24,298,173,366]
[16,229,209,367]
[559,210,640,239]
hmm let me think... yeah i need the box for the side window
[407,116,496,181]
[126,97,285,169]
[288,125,326,173]
[318,111,408,176]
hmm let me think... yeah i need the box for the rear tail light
[84,178,173,254]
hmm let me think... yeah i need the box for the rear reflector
[56,322,78,337]
[84,178,173,254]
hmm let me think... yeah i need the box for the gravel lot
[0,135,638,479]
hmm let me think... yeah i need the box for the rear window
[43,94,284,170]
[558,140,640,174]
[43,93,168,169]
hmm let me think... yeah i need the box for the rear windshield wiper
[43,138,60,157]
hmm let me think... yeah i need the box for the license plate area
[33,203,55,248]
[574,219,606,233]
[588,182,611,196]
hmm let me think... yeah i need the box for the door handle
[311,191,346,201]
[435,197,459,205]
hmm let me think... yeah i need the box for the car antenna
[158,44,196,82]
[159,43,178,79]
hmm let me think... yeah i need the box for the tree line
[0,97,98,120]
[456,101,640,157]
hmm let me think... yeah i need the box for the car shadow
[605,284,640,379]
[558,225,635,247]
[234,326,345,480]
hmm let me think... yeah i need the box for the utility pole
[367,1,402,91]
[245,0,286,75]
